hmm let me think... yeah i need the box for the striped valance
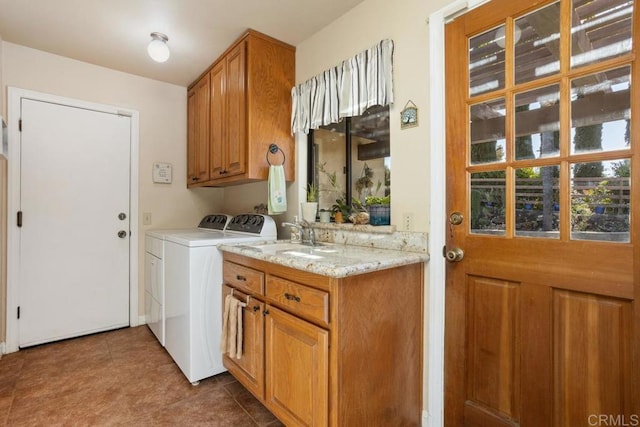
[291,39,394,134]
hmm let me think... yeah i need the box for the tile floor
[0,326,283,426]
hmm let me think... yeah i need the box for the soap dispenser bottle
[290,216,302,243]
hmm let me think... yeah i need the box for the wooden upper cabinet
[187,29,295,187]
[187,74,211,184]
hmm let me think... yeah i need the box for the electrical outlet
[143,212,152,226]
[403,212,414,231]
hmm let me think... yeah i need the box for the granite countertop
[219,240,430,278]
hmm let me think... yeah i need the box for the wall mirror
[308,105,390,218]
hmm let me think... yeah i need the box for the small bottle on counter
[290,216,302,243]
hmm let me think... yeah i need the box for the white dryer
[163,214,276,384]
[144,214,232,347]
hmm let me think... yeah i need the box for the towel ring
[266,143,285,166]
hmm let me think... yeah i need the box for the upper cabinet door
[224,41,247,178]
[187,75,210,184]
[210,61,226,178]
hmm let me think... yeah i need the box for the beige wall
[291,0,455,416]
[0,0,458,410]
[225,0,447,234]
[1,42,224,320]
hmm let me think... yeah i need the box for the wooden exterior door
[444,0,639,425]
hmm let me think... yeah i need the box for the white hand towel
[268,165,287,215]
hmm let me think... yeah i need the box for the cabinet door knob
[253,305,260,312]
[262,309,270,317]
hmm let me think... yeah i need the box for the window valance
[291,39,394,135]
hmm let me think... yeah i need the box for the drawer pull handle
[284,293,301,303]
[236,275,246,281]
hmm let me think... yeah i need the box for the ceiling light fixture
[148,32,170,63]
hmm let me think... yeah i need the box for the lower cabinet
[222,252,423,427]
[265,306,329,426]
[222,285,264,399]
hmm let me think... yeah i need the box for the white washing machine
[144,214,232,347]
[163,214,277,384]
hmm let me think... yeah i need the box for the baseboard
[137,315,146,326]
[0,341,5,356]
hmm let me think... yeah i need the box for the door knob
[118,213,127,220]
[117,230,127,238]
[445,247,464,262]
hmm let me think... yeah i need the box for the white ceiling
[0,0,364,87]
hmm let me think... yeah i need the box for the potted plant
[331,197,351,224]
[301,183,318,222]
[584,180,612,215]
[365,195,390,225]
[318,208,332,223]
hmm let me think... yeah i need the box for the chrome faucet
[282,219,315,245]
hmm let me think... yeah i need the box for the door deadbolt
[117,230,127,238]
[445,247,464,262]
[449,212,463,225]
[118,213,127,220]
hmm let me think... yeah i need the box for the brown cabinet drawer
[266,275,329,327]
[224,261,264,295]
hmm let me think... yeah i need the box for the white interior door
[18,98,131,347]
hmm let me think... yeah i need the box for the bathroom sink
[239,241,339,259]
[279,250,324,260]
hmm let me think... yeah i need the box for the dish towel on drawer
[221,294,246,359]
[268,165,287,215]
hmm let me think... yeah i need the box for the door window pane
[469,26,506,96]
[515,166,560,238]
[571,0,634,69]
[571,67,631,154]
[571,159,630,242]
[515,2,561,84]
[470,99,506,165]
[515,85,561,159]
[471,171,506,236]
